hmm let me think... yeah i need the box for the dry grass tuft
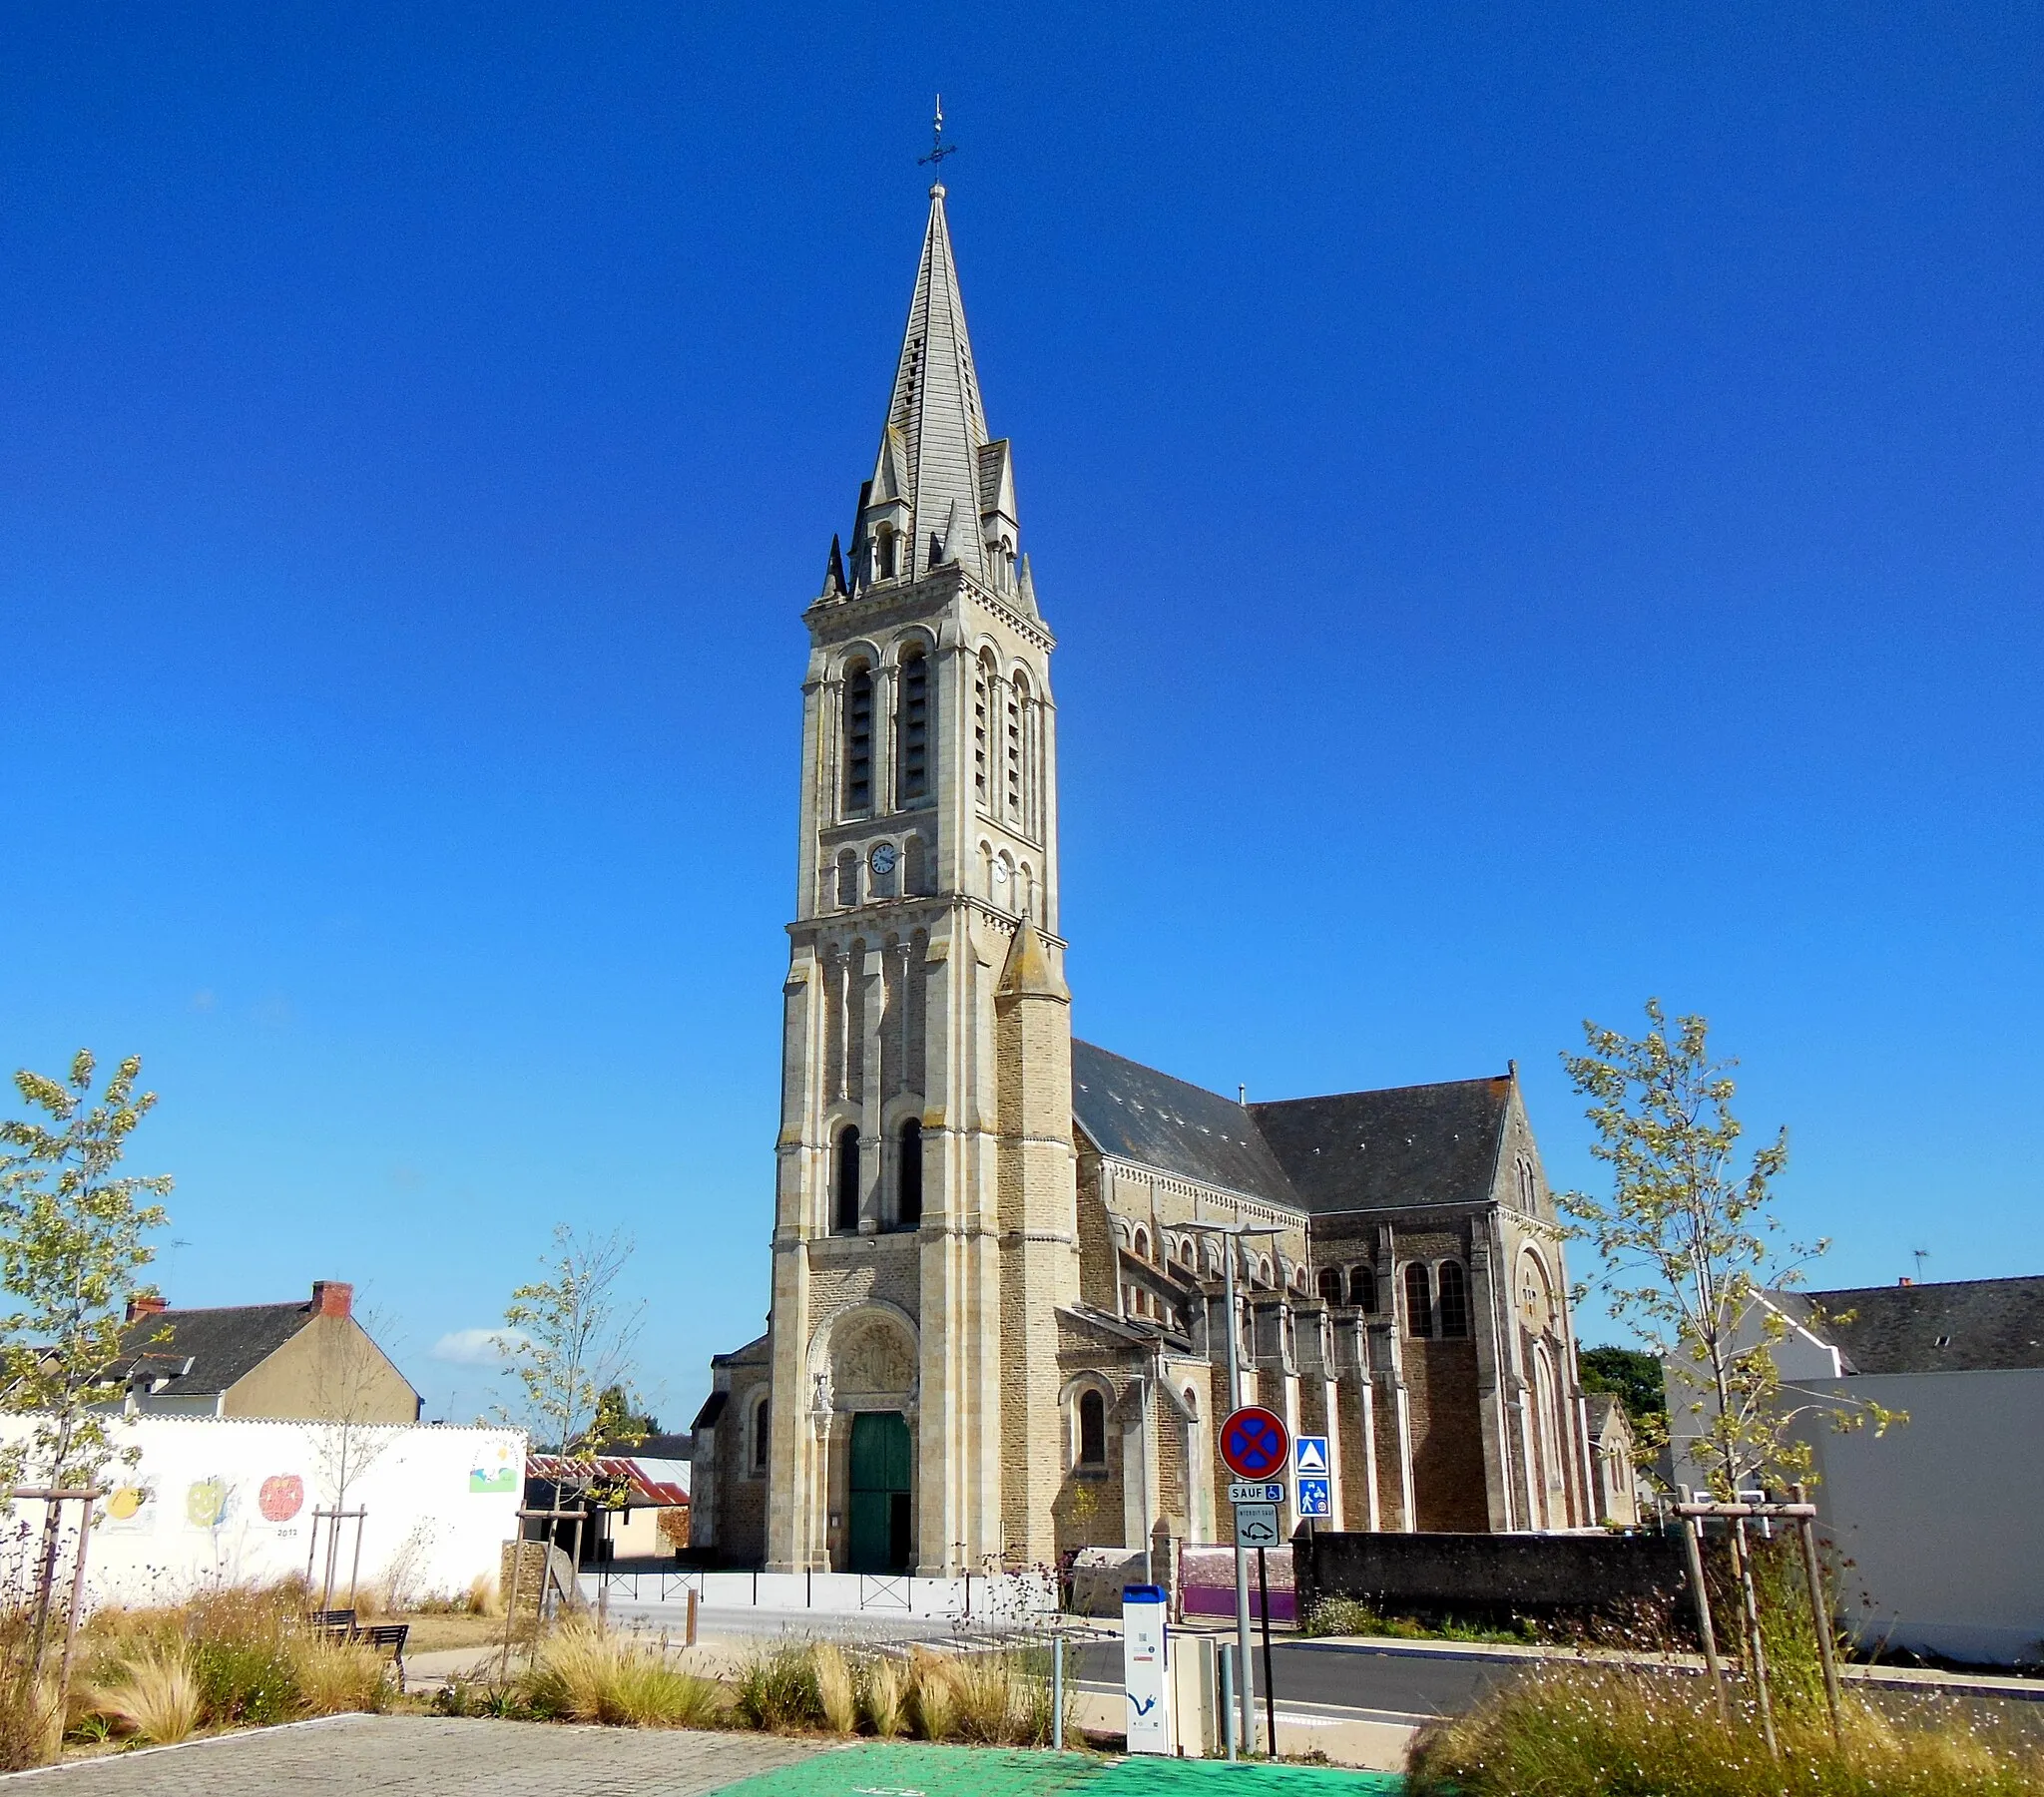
[906,1646,959,1742]
[813,1642,857,1735]
[290,1635,389,1716]
[860,1653,906,1738]
[949,1651,1020,1744]
[1408,1662,2044,1797]
[87,1642,203,1745]
[520,1624,721,1728]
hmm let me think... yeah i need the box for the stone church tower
[690,185,1616,1574]
[761,180,1078,1573]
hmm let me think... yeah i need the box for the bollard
[1219,1642,1238,1761]
[1051,1634,1065,1751]
[686,1586,699,1647]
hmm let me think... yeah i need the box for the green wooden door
[847,1410,912,1573]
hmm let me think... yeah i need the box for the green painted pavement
[708,1742,1403,1797]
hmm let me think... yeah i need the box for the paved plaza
[3,1714,823,1796]
[3,1722,1404,1797]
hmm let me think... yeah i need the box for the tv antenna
[1911,1248,1930,1282]
[919,95,959,177]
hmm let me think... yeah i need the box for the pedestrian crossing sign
[1294,1435,1329,1476]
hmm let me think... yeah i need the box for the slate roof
[1249,1077,1512,1217]
[1794,1277,2044,1375]
[114,1302,320,1399]
[1071,1040,1298,1206]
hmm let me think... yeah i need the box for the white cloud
[432,1327,526,1366]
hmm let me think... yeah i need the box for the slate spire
[853,184,1021,595]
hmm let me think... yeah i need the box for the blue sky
[3,4,2039,1426]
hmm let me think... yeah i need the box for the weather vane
[918,95,959,176]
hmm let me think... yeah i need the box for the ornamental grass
[516,1622,722,1727]
[1407,1661,2044,1797]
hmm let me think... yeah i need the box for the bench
[358,1622,409,1687]
[307,1608,357,1637]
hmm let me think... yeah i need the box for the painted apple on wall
[258,1474,304,1522]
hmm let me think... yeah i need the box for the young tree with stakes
[1559,1002,1896,1736]
[0,1053,172,1710]
[495,1226,645,1535]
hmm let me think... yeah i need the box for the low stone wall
[1294,1530,1688,1630]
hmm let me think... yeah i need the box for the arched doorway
[847,1411,912,1572]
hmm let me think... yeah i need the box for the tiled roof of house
[527,1453,688,1509]
[1796,1277,2044,1374]
[1249,1077,1512,1217]
[1071,1040,1298,1206]
[114,1302,318,1398]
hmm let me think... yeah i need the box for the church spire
[850,183,1022,597]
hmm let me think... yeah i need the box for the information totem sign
[1122,1582,1172,1755]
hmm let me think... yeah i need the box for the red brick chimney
[310,1280,353,1319]
[126,1294,169,1323]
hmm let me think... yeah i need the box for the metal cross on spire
[918,95,959,179]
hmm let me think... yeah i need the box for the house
[112,1280,420,1423]
[1668,1274,2044,1664]
[524,1453,690,1563]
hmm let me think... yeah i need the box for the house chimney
[310,1280,353,1319]
[1898,1277,1913,1287]
[126,1294,169,1323]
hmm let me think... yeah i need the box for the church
[689,181,1617,1575]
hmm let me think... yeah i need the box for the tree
[1559,1001,1897,1726]
[0,1052,172,1698]
[1577,1345,1667,1433]
[495,1225,644,1492]
[306,1302,407,1606]
[1558,1001,1893,1501]
[587,1383,658,1452]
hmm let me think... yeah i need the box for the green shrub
[732,1643,823,1732]
[1302,1595,1533,1644]
[191,1634,299,1725]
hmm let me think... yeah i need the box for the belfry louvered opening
[897,650,929,802]
[843,663,874,814]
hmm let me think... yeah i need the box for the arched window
[1349,1266,1377,1311]
[903,834,928,897]
[843,663,874,813]
[1317,1268,1344,1305]
[897,1119,923,1228]
[876,524,897,581]
[1404,1261,1434,1339]
[896,650,929,802]
[833,1125,860,1232]
[972,655,995,808]
[1077,1389,1107,1467]
[1436,1260,1470,1338]
[1132,1227,1151,1264]
[1259,1255,1275,1288]
[751,1394,770,1473]
[836,849,859,908]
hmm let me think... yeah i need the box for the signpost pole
[1257,1546,1278,1760]
[1223,1245,1257,1755]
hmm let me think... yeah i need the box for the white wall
[1798,1368,2044,1665]
[0,1414,525,1610]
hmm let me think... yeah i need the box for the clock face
[991,860,1009,884]
[869,843,897,876]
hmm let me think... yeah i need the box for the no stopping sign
[1220,1405,1289,1481]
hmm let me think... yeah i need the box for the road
[1074,1637,1515,1726]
